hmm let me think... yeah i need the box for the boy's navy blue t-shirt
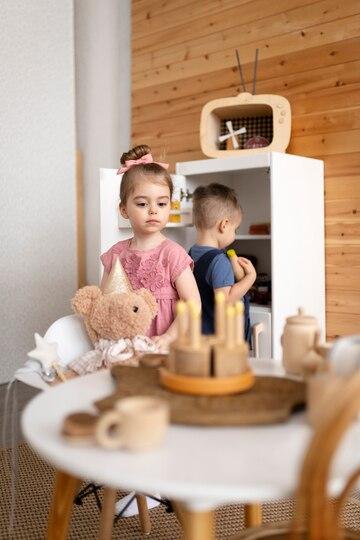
[189,244,251,342]
[189,244,235,290]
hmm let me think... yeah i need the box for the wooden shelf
[235,234,270,240]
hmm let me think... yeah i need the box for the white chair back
[44,314,92,365]
[15,315,92,390]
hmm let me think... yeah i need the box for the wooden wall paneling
[321,152,360,176]
[326,246,360,266]
[132,112,198,141]
[132,131,200,156]
[132,0,248,39]
[292,106,360,137]
[132,56,360,123]
[290,84,360,115]
[132,0,339,53]
[133,0,318,64]
[133,37,360,107]
[132,75,360,150]
[325,220,360,244]
[325,198,360,220]
[326,266,360,292]
[132,0,204,19]
[133,0,360,71]
[327,290,360,315]
[327,314,360,339]
[131,1,360,339]
[133,81,360,128]
[325,176,360,199]
[132,14,360,89]
[288,129,360,157]
[159,150,205,171]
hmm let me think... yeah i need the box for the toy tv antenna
[236,48,259,95]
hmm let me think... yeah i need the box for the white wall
[75,0,131,285]
[0,1,76,382]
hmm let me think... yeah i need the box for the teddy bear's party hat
[102,256,132,295]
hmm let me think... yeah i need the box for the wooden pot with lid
[281,307,321,376]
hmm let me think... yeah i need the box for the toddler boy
[189,183,256,340]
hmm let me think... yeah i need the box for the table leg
[99,487,117,540]
[244,503,262,527]
[136,494,151,535]
[173,502,214,540]
[47,469,81,540]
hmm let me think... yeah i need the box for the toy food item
[244,136,269,149]
[62,412,99,443]
[227,249,245,281]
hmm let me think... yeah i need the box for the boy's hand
[238,257,257,281]
[152,332,174,353]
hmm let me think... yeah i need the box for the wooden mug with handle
[95,396,169,451]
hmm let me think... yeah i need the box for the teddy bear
[69,256,158,375]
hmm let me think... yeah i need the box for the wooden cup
[95,396,169,451]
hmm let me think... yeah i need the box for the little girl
[101,144,200,351]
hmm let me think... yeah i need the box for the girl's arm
[153,266,201,349]
[174,266,201,305]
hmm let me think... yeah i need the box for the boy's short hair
[192,183,242,229]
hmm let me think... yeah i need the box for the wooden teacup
[95,396,169,451]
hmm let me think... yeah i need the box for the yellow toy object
[227,249,245,281]
[160,295,254,396]
[200,49,291,158]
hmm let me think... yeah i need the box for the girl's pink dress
[101,238,193,337]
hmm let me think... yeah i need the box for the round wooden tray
[159,367,255,396]
[95,365,306,426]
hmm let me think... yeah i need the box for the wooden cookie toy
[61,411,99,443]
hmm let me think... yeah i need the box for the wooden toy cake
[160,293,255,396]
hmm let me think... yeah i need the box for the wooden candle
[226,305,235,349]
[235,301,244,344]
[176,300,187,344]
[215,291,226,340]
[188,300,201,349]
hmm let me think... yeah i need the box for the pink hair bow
[117,153,169,174]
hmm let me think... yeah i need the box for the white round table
[22,359,360,539]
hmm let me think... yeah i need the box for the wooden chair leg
[136,494,151,535]
[174,503,214,540]
[99,487,117,540]
[244,503,262,527]
[47,469,81,540]
[172,500,185,528]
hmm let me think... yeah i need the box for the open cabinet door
[270,152,325,360]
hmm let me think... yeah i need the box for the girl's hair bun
[120,145,151,165]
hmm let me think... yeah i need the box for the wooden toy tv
[200,49,291,158]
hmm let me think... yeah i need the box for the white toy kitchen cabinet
[100,152,325,361]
